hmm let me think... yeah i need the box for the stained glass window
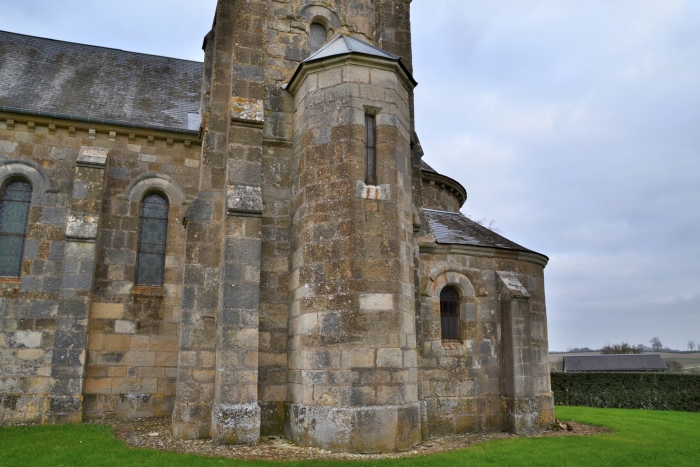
[440,286,460,342]
[0,179,32,277]
[135,193,169,286]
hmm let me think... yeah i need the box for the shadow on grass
[1,407,699,467]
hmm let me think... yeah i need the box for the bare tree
[650,337,663,352]
[464,214,501,233]
[689,341,696,352]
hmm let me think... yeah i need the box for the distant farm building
[563,354,668,372]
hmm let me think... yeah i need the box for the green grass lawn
[1,407,699,466]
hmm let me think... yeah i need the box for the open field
[549,351,700,372]
[658,352,700,371]
[1,407,700,466]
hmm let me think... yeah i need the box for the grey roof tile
[0,31,202,130]
[423,209,535,253]
[563,354,668,372]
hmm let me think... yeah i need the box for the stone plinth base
[211,402,261,445]
[284,402,422,453]
[501,393,555,434]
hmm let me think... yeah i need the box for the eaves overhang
[419,242,550,268]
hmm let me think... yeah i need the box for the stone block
[85,378,112,394]
[376,348,403,368]
[155,352,178,367]
[17,348,45,361]
[6,331,42,348]
[114,320,136,334]
[112,378,142,393]
[227,185,263,215]
[125,351,156,367]
[359,294,393,311]
[342,65,370,84]
[341,349,375,369]
[91,303,124,320]
[76,147,108,167]
[317,67,342,88]
[102,335,131,352]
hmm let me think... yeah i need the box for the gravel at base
[86,418,609,461]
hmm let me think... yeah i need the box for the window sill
[441,341,464,349]
[132,285,165,297]
[0,277,20,290]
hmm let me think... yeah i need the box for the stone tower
[170,0,421,451]
[285,36,419,451]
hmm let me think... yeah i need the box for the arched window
[440,286,460,342]
[0,179,32,277]
[309,22,327,54]
[135,192,169,286]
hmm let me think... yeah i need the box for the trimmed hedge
[551,372,700,412]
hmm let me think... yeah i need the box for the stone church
[0,0,554,453]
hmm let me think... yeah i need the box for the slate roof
[305,34,400,63]
[0,31,202,131]
[563,354,668,372]
[420,160,437,173]
[423,209,541,254]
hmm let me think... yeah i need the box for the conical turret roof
[304,34,400,63]
[287,33,416,92]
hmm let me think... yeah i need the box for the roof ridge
[0,29,203,64]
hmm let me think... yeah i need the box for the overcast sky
[2,1,698,351]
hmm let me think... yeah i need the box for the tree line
[560,337,700,354]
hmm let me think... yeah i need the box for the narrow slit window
[136,193,169,286]
[365,114,377,185]
[0,179,32,277]
[440,286,460,342]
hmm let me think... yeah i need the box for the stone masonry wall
[0,114,200,424]
[85,132,200,419]
[416,245,554,436]
[0,118,74,424]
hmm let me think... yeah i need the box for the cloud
[413,1,700,350]
[0,0,217,61]
[1,0,697,350]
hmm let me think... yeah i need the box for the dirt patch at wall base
[88,418,609,461]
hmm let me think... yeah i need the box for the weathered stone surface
[65,215,98,239]
[227,185,263,215]
[285,403,422,453]
[211,403,261,445]
[0,0,554,452]
[76,147,108,168]
[231,97,264,123]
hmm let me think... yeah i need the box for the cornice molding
[287,53,416,96]
[419,242,549,268]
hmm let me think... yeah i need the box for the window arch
[440,286,460,342]
[0,179,32,277]
[135,192,169,286]
[309,22,327,54]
